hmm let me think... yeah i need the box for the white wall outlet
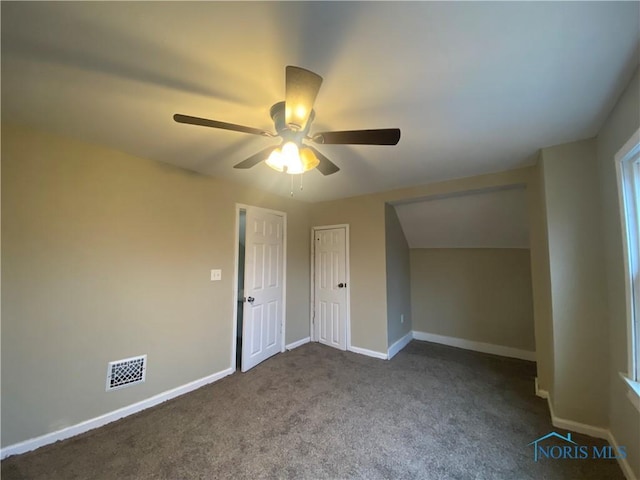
[210,269,222,281]
[401,314,404,324]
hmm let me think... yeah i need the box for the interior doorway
[311,225,350,351]
[233,205,287,373]
[235,210,246,370]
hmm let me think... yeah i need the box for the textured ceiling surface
[2,2,639,202]
[394,187,530,249]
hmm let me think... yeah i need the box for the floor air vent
[106,355,146,391]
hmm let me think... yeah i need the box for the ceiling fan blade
[285,66,323,131]
[307,146,340,176]
[174,113,272,137]
[312,129,401,145]
[233,146,276,169]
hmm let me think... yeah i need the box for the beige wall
[310,196,388,353]
[410,248,535,352]
[1,124,311,447]
[526,158,555,395]
[4,65,639,472]
[385,204,412,345]
[10,116,621,470]
[596,66,640,478]
[541,138,610,427]
[378,168,553,392]
[310,168,537,356]
[2,124,543,448]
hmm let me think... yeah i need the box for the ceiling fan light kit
[173,65,401,183]
[265,143,319,174]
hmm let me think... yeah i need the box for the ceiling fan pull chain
[290,174,294,197]
[300,172,304,191]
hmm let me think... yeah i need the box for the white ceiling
[2,2,638,202]
[394,187,529,249]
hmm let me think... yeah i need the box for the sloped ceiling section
[394,187,529,249]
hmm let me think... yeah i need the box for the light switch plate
[211,269,222,281]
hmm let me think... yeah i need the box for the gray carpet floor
[1,341,624,479]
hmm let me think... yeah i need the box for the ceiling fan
[173,66,401,176]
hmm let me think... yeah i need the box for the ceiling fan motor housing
[270,101,315,142]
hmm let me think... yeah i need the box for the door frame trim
[310,224,351,349]
[231,204,287,372]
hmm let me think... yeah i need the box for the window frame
[615,127,640,407]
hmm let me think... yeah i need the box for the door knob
[337,283,346,288]
[246,296,255,304]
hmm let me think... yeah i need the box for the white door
[242,207,285,372]
[314,227,348,350]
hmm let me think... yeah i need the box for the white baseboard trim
[545,392,608,439]
[285,336,310,351]
[607,430,638,480]
[412,330,536,362]
[0,367,235,460]
[535,377,549,399]
[348,345,388,360]
[544,393,637,480]
[547,399,609,440]
[387,331,413,360]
